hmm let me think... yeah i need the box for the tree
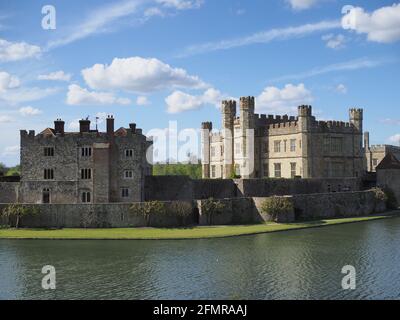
[1,204,39,228]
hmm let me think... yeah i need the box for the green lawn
[0,213,398,240]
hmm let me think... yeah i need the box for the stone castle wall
[0,182,19,203]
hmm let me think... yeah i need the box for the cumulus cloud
[0,38,41,62]
[335,84,347,94]
[256,83,313,114]
[136,96,150,106]
[166,88,224,114]
[38,71,72,82]
[322,34,347,49]
[389,134,400,145]
[286,0,318,10]
[342,4,400,43]
[19,106,43,116]
[0,71,20,92]
[66,84,131,106]
[2,145,19,156]
[82,57,206,93]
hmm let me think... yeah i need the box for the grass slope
[0,213,398,240]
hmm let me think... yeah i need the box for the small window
[42,188,50,203]
[81,191,91,203]
[220,146,224,156]
[81,147,92,157]
[274,163,281,178]
[121,188,130,198]
[263,164,269,178]
[274,141,281,153]
[265,142,269,153]
[125,149,134,158]
[81,168,92,180]
[124,170,134,179]
[211,165,216,178]
[372,159,378,166]
[44,147,54,157]
[283,140,287,153]
[290,139,296,152]
[290,162,296,178]
[44,169,54,180]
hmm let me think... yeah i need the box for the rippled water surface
[1,218,400,300]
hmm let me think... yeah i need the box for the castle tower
[240,97,255,178]
[349,108,364,176]
[297,105,313,178]
[222,100,236,178]
[201,122,212,179]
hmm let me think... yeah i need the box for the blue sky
[0,0,399,165]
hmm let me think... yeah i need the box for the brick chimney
[129,123,136,133]
[106,115,114,135]
[79,118,90,133]
[54,118,65,135]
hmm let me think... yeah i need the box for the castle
[201,97,366,179]
[19,116,153,204]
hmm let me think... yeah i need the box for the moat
[1,217,400,300]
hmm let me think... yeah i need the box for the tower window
[81,191,91,203]
[44,147,54,157]
[274,141,281,153]
[290,162,297,178]
[81,168,92,180]
[81,147,92,157]
[290,139,296,152]
[44,169,54,180]
[274,163,282,178]
[211,147,216,157]
[125,149,134,158]
[211,165,216,178]
[124,170,134,179]
[121,188,130,198]
[42,188,50,203]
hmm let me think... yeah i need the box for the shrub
[260,197,294,221]
[371,188,388,203]
[130,201,167,226]
[201,198,227,225]
[1,204,39,228]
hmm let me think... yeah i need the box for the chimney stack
[54,118,65,135]
[107,115,115,135]
[129,123,136,133]
[79,118,91,133]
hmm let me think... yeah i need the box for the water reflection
[1,217,400,300]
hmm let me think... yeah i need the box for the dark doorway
[42,188,50,203]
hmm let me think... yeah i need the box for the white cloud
[342,4,400,43]
[82,57,207,93]
[286,0,318,11]
[2,145,19,156]
[166,88,224,114]
[144,7,165,18]
[0,38,41,62]
[0,115,13,123]
[256,83,313,114]
[156,0,203,10]
[335,84,347,94]
[179,20,340,57]
[389,134,400,145]
[136,96,150,106]
[273,57,387,81]
[66,84,131,106]
[19,106,43,116]
[38,71,72,82]
[322,33,347,49]
[0,71,20,92]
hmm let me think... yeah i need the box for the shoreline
[0,211,399,240]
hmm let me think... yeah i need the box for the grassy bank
[0,212,399,240]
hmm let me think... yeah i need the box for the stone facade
[202,98,365,179]
[364,133,400,172]
[19,116,153,204]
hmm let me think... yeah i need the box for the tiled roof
[376,152,400,170]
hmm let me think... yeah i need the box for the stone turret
[201,121,212,179]
[222,100,236,178]
[297,105,312,131]
[297,105,313,177]
[349,108,363,133]
[240,97,255,178]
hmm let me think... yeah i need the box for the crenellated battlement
[201,122,213,130]
[240,96,255,111]
[298,105,312,117]
[221,100,237,115]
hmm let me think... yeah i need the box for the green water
[1,218,400,300]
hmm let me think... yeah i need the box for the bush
[260,197,294,221]
[371,188,388,203]
[130,201,167,226]
[1,204,39,228]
